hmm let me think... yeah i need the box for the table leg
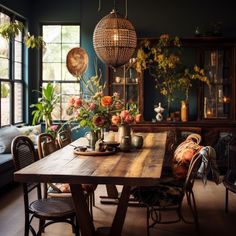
[70,184,96,236]
[110,186,131,236]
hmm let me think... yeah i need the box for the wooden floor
[0,181,236,236]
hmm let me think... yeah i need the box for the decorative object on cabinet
[154,102,164,122]
[93,0,137,68]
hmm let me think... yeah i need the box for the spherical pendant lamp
[93,9,137,68]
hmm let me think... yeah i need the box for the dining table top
[14,132,167,186]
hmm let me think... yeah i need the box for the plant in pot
[30,83,60,133]
[136,35,182,119]
[178,65,210,121]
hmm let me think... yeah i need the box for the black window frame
[0,5,26,127]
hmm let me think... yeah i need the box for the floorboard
[0,180,236,236]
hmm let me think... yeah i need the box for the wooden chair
[57,129,72,148]
[223,137,236,212]
[132,148,206,236]
[11,135,79,236]
[37,133,96,217]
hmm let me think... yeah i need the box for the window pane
[14,83,23,123]
[15,21,23,42]
[15,41,22,62]
[0,37,9,58]
[62,62,76,81]
[43,25,61,43]
[15,62,22,80]
[62,26,80,43]
[0,12,10,23]
[0,58,9,79]
[43,63,61,81]
[43,43,61,62]
[42,25,80,121]
[1,82,11,125]
[62,44,79,62]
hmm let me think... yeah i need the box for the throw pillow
[0,126,21,154]
[172,133,202,180]
[17,124,41,145]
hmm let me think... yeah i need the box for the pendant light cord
[98,0,101,11]
[125,0,128,18]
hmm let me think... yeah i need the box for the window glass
[14,83,23,123]
[0,10,24,126]
[42,25,80,120]
[1,82,11,125]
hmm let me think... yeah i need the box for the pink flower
[68,96,76,106]
[124,114,134,124]
[120,110,129,119]
[112,115,121,125]
[89,102,96,110]
[50,125,58,132]
[115,101,123,110]
[74,98,82,108]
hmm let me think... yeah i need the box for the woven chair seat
[29,198,75,219]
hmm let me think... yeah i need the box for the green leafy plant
[136,34,209,116]
[0,21,24,39]
[24,33,46,49]
[0,21,45,49]
[30,83,60,132]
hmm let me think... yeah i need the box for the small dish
[79,146,87,152]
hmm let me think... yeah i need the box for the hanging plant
[0,21,45,49]
[24,33,46,49]
[0,21,24,39]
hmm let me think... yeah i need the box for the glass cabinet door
[203,48,232,119]
[108,63,142,113]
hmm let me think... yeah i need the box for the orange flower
[101,96,113,107]
[135,114,142,123]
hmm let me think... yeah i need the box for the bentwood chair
[132,148,207,236]
[11,135,79,236]
[223,137,236,212]
[57,129,72,148]
[37,133,96,217]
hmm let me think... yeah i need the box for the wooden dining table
[14,132,167,236]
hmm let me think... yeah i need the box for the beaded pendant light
[93,0,137,68]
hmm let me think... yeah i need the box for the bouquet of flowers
[66,71,124,132]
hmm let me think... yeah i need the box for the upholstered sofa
[0,125,41,188]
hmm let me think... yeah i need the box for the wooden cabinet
[182,37,236,121]
[106,62,143,117]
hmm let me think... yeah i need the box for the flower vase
[117,124,131,143]
[89,130,99,151]
[181,100,188,122]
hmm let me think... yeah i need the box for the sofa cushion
[0,126,20,154]
[0,153,14,173]
[17,124,41,145]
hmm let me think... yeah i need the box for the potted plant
[136,34,209,121]
[136,35,182,119]
[30,83,60,133]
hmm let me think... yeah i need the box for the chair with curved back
[132,147,209,236]
[57,129,72,148]
[11,135,79,236]
[223,136,236,212]
[37,133,96,217]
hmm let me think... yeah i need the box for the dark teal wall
[1,0,236,121]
